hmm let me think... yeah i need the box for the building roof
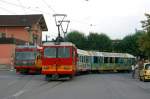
[0,14,48,31]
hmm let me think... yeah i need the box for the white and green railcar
[90,51,135,72]
[77,49,91,73]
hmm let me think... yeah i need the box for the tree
[118,31,143,56]
[139,13,150,58]
[87,33,112,51]
[139,32,150,57]
[66,31,87,49]
[111,39,122,53]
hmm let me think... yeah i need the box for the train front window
[44,48,56,58]
[15,52,36,60]
[58,47,70,58]
[44,47,70,58]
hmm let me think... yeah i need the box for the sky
[0,0,150,40]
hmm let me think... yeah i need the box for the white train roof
[125,53,135,58]
[77,49,135,58]
[77,49,90,56]
[16,45,38,48]
[101,52,124,58]
[88,51,103,56]
[99,52,135,58]
[43,42,76,47]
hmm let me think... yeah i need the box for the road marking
[12,90,26,97]
[8,80,18,86]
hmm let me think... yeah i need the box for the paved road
[0,71,150,99]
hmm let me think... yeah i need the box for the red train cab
[41,42,77,80]
[15,45,42,74]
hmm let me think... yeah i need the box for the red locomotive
[41,42,78,80]
[15,45,42,74]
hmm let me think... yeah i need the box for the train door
[72,47,77,73]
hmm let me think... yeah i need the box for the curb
[0,69,15,71]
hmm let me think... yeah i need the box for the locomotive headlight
[64,66,72,70]
[43,66,49,69]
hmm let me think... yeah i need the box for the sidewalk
[0,64,14,71]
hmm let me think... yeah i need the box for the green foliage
[139,13,150,58]
[111,39,122,52]
[65,30,145,58]
[66,31,87,49]
[87,33,112,51]
[139,33,150,57]
[141,13,150,33]
[66,31,112,51]
[118,31,144,56]
[121,35,137,55]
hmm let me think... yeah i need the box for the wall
[0,27,29,42]
[0,44,15,65]
[0,25,42,45]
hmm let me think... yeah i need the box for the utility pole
[45,35,50,42]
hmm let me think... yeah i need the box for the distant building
[0,14,48,69]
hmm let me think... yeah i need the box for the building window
[32,34,38,44]
[0,32,6,38]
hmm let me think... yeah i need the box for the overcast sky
[0,0,150,40]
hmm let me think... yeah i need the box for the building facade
[0,14,48,69]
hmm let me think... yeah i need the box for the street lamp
[46,35,50,42]
[89,24,96,33]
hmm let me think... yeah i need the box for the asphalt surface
[0,70,150,99]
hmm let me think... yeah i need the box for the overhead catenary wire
[0,6,17,14]
[42,0,56,14]
[0,0,50,14]
[17,0,26,14]
[0,0,92,29]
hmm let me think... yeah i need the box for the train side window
[80,56,82,62]
[84,56,87,62]
[83,56,85,63]
[99,57,102,63]
[115,57,119,63]
[86,56,89,63]
[104,57,108,63]
[119,58,124,63]
[110,57,113,63]
[94,56,98,63]
[80,56,83,62]
[82,56,84,62]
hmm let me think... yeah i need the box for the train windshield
[44,47,56,58]
[44,47,70,58]
[15,52,36,60]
